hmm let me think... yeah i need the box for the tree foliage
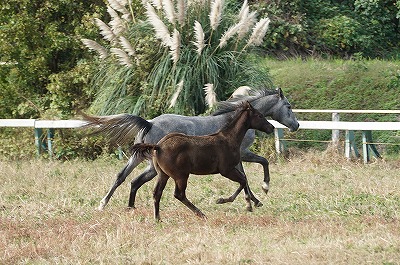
[0,0,106,119]
[253,0,400,58]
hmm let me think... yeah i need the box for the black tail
[80,112,152,146]
[130,143,159,160]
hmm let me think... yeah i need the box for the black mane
[212,87,278,116]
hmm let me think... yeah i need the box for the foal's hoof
[254,201,263,207]
[216,198,226,204]
[195,211,207,219]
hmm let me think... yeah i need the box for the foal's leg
[221,168,253,212]
[153,171,169,221]
[128,161,157,208]
[241,149,271,194]
[174,177,206,219]
[216,162,262,207]
[98,156,142,210]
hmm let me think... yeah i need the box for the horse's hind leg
[128,161,157,208]
[216,162,263,207]
[174,177,206,219]
[153,171,169,221]
[98,156,141,210]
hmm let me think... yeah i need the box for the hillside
[261,58,400,153]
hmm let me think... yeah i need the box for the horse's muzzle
[289,121,300,132]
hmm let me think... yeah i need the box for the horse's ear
[245,101,253,110]
[277,87,284,99]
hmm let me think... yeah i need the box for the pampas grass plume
[119,36,136,56]
[81,39,108,59]
[108,0,130,19]
[146,2,172,47]
[162,0,175,24]
[169,29,181,63]
[176,0,187,25]
[247,18,270,47]
[237,11,257,40]
[95,18,116,43]
[192,20,205,55]
[219,23,241,48]
[151,0,163,10]
[108,6,125,35]
[169,80,184,108]
[203,83,217,107]
[110,48,132,67]
[209,0,224,30]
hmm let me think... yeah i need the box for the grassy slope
[261,58,400,152]
[1,154,399,264]
[265,58,400,111]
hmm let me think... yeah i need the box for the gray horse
[82,88,299,210]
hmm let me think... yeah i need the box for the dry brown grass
[1,151,399,264]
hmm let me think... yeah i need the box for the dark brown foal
[131,101,274,221]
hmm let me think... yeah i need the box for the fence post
[47,128,55,159]
[34,128,45,157]
[345,130,360,159]
[362,130,382,164]
[274,128,286,154]
[332,112,340,148]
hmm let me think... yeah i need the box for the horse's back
[144,114,225,144]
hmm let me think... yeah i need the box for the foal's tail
[130,143,159,160]
[80,112,152,146]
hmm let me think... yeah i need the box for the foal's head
[240,101,275,134]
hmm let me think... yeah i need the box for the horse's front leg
[241,149,270,195]
[220,168,253,212]
[216,162,263,207]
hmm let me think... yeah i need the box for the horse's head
[245,102,275,134]
[269,88,299,132]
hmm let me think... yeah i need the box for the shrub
[83,0,273,116]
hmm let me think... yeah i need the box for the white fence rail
[1,109,400,163]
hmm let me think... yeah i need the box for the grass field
[1,151,399,264]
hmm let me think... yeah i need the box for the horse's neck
[220,112,250,145]
[252,95,278,116]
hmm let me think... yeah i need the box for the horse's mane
[212,87,278,116]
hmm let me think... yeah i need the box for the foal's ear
[277,87,284,99]
[245,101,253,110]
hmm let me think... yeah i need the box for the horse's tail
[80,112,152,146]
[130,143,159,160]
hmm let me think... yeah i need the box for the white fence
[1,109,400,163]
[273,109,400,163]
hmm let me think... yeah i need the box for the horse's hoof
[216,198,225,204]
[262,182,269,195]
[246,206,253,212]
[254,201,263,207]
[199,214,207,219]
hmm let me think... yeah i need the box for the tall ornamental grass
[83,0,273,116]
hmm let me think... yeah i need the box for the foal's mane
[218,101,251,131]
[212,87,278,116]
